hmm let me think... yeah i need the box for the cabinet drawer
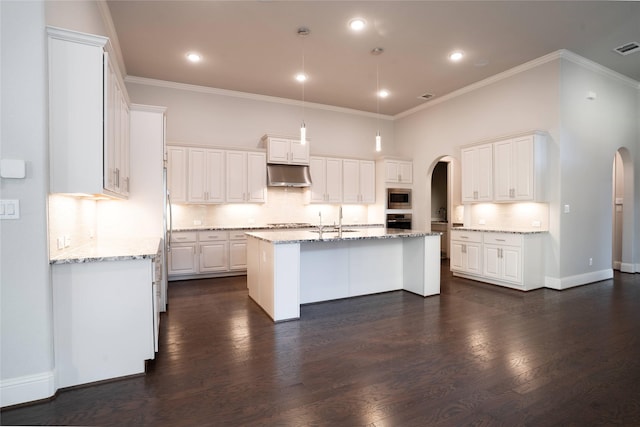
[171,232,197,243]
[229,231,248,241]
[483,232,522,246]
[450,230,482,243]
[198,230,228,242]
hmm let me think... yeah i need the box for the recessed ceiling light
[295,73,307,82]
[449,51,464,62]
[378,89,389,98]
[186,52,202,63]
[349,18,366,31]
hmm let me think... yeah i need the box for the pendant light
[372,47,384,152]
[298,27,310,145]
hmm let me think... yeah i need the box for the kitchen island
[246,228,441,321]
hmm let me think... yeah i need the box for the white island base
[247,230,441,322]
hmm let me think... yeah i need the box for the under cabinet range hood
[266,164,312,187]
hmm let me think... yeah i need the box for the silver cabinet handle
[495,238,506,242]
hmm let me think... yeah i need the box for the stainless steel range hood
[266,164,312,187]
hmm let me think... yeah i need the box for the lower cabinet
[52,258,155,388]
[450,229,544,290]
[168,230,248,279]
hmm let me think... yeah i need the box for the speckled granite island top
[452,227,548,234]
[246,228,439,244]
[173,223,385,232]
[50,237,162,265]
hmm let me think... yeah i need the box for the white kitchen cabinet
[385,159,413,184]
[167,146,188,203]
[263,135,310,165]
[342,159,375,204]
[168,232,197,275]
[229,231,248,270]
[451,230,544,290]
[198,231,228,273]
[48,27,130,198]
[188,148,224,203]
[494,134,546,202]
[52,258,155,388]
[450,230,482,275]
[226,151,267,203]
[309,156,343,203]
[461,143,493,202]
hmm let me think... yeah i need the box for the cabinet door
[120,100,130,195]
[462,144,493,202]
[309,157,327,203]
[205,150,225,203]
[483,244,502,279]
[167,147,187,203]
[399,161,413,184]
[104,58,117,192]
[494,141,513,201]
[188,148,207,203]
[289,139,310,165]
[199,242,228,272]
[476,145,493,201]
[512,136,534,200]
[325,158,343,203]
[342,159,360,203]
[267,138,290,163]
[359,160,376,203]
[466,242,482,274]
[246,152,266,202]
[168,244,196,275]
[385,161,399,183]
[226,151,247,203]
[501,246,522,284]
[450,241,465,271]
[229,241,247,270]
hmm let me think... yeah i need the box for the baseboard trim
[544,269,613,290]
[620,262,637,274]
[0,370,56,408]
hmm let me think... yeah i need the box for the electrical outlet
[589,257,593,266]
[57,237,65,250]
[564,204,571,213]
[532,220,541,227]
[64,235,71,248]
[478,219,486,225]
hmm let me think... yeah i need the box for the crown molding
[96,0,127,78]
[124,76,394,121]
[395,50,639,120]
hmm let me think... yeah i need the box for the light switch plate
[0,199,20,219]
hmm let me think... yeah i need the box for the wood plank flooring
[3,263,640,426]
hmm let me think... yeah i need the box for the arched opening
[612,147,636,273]
[429,155,461,259]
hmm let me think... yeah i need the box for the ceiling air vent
[418,92,435,100]
[614,42,640,56]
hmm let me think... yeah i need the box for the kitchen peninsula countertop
[173,223,385,232]
[452,227,548,234]
[50,237,162,265]
[246,228,439,244]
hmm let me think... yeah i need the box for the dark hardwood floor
[3,263,640,426]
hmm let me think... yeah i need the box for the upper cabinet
[226,151,267,203]
[48,27,129,198]
[461,132,546,203]
[262,135,310,165]
[384,159,413,184]
[188,148,225,203]
[167,147,187,203]
[461,143,493,202]
[342,159,375,204]
[309,156,343,203]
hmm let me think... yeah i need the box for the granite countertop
[451,227,548,234]
[173,223,385,232]
[246,228,440,244]
[50,237,162,265]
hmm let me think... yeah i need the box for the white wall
[558,58,638,278]
[125,79,394,160]
[0,0,54,407]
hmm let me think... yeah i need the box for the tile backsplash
[48,194,97,258]
[465,202,549,230]
[171,187,374,228]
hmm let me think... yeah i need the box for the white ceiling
[106,1,640,116]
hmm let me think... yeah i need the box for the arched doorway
[429,156,461,259]
[612,147,636,272]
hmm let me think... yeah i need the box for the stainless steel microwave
[387,188,411,209]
